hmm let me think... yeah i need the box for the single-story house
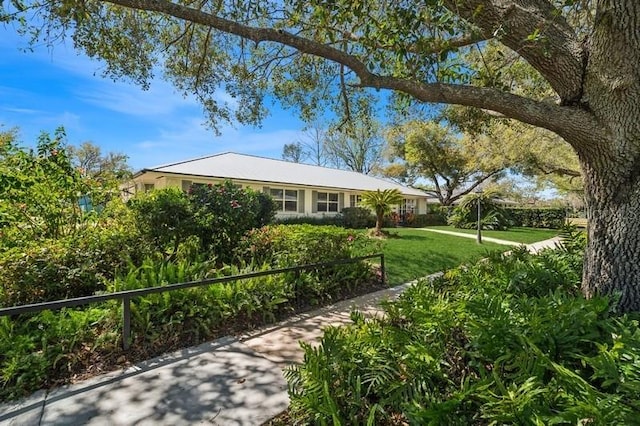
[124,152,435,219]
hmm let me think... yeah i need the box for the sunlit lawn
[426,225,559,244]
[380,228,506,285]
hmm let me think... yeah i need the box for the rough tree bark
[577,0,640,311]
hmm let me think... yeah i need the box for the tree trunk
[375,212,383,235]
[581,161,640,312]
[577,0,640,312]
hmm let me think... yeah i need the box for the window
[350,194,362,207]
[317,192,339,212]
[144,183,155,192]
[270,188,298,212]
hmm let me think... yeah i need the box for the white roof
[141,152,428,197]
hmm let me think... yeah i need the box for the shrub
[0,128,123,247]
[341,207,375,229]
[0,246,383,400]
[130,181,277,264]
[275,215,342,226]
[506,207,566,229]
[237,224,377,297]
[406,213,447,227]
[0,306,119,401]
[127,187,194,260]
[285,232,640,425]
[448,191,511,230]
[238,224,374,266]
[0,222,148,307]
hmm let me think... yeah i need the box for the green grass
[426,226,558,244]
[380,228,506,285]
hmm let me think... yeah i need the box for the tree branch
[339,29,490,55]
[442,0,585,104]
[100,0,603,147]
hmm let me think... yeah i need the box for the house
[124,152,434,218]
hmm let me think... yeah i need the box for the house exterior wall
[125,172,429,217]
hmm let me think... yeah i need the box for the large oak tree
[385,121,509,205]
[4,0,639,310]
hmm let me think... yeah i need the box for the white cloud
[77,79,198,117]
[0,107,42,114]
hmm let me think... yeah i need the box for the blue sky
[0,25,308,171]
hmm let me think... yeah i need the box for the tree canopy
[67,141,132,182]
[385,121,508,205]
[4,0,640,310]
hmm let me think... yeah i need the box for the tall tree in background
[296,121,329,166]
[281,142,306,163]
[385,121,507,205]
[325,113,384,174]
[444,106,584,196]
[4,0,640,310]
[67,142,132,181]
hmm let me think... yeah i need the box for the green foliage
[405,213,447,227]
[0,128,90,244]
[128,187,194,260]
[361,189,403,234]
[506,207,567,229]
[238,224,377,298]
[129,181,277,263]
[275,215,342,226]
[188,181,276,262]
[0,223,381,400]
[274,208,376,229]
[238,224,375,267]
[448,190,511,230]
[286,232,640,424]
[0,306,119,401]
[340,207,375,229]
[0,209,148,306]
[384,121,508,206]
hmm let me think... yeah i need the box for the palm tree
[361,189,404,236]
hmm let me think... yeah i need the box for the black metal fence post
[380,253,386,286]
[122,296,131,350]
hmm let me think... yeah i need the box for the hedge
[506,207,566,229]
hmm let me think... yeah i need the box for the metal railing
[0,253,385,350]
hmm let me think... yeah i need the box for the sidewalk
[416,227,523,246]
[0,237,561,426]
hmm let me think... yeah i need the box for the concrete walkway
[417,227,523,246]
[0,237,561,426]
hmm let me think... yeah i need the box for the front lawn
[426,225,558,244]
[380,228,506,285]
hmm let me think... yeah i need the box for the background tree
[281,142,306,163]
[295,120,329,166]
[360,189,403,236]
[0,128,89,242]
[385,121,507,205]
[5,0,640,310]
[324,113,385,174]
[445,106,584,196]
[67,141,132,182]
